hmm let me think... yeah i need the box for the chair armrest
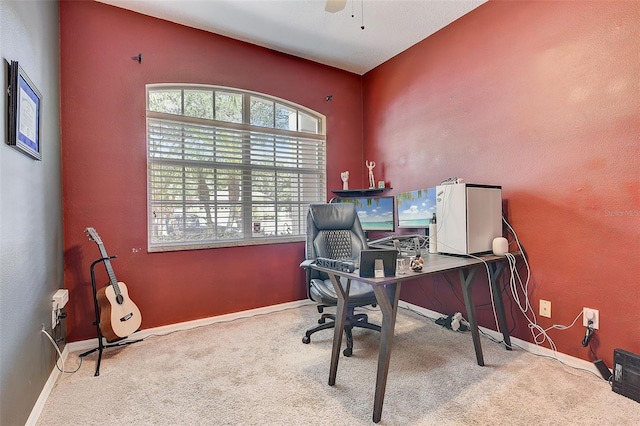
[300,259,315,269]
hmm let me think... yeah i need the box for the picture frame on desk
[6,60,42,161]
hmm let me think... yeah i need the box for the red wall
[61,1,638,366]
[363,1,639,364]
[60,0,365,341]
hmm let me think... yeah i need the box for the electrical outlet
[539,299,551,318]
[51,289,69,330]
[583,307,599,330]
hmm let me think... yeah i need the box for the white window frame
[146,84,326,252]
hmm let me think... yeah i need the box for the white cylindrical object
[492,237,508,255]
[429,222,437,254]
[396,258,406,275]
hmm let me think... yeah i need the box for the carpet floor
[37,305,639,425]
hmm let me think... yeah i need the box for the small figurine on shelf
[410,254,424,272]
[341,171,349,190]
[366,160,376,189]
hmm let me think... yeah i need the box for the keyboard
[315,257,357,273]
[368,235,427,256]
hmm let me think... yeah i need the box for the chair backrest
[306,203,368,261]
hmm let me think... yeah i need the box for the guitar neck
[103,258,120,290]
[86,227,122,294]
[95,242,121,294]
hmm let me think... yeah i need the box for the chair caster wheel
[302,336,311,344]
[318,318,325,324]
[343,348,352,357]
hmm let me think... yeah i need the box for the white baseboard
[398,301,602,376]
[66,299,314,353]
[25,344,69,426]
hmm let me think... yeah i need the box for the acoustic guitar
[85,227,142,341]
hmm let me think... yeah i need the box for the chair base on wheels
[302,305,381,357]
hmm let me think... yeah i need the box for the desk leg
[459,267,484,366]
[488,262,512,351]
[372,282,402,423]
[328,273,350,386]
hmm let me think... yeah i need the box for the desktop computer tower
[612,348,640,402]
[435,183,502,255]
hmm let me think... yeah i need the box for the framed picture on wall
[6,60,42,160]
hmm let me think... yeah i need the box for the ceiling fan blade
[325,0,347,13]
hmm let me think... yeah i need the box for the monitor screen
[396,188,436,228]
[334,196,395,232]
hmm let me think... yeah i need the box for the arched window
[146,84,326,251]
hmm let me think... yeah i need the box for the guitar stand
[79,256,142,377]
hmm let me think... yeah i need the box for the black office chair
[300,203,381,357]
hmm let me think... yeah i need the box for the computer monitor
[396,188,436,229]
[334,196,395,232]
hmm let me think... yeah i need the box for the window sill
[148,236,305,253]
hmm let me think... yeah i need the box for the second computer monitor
[396,188,436,229]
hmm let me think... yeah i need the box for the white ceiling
[97,0,487,75]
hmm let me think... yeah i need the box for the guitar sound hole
[116,294,124,305]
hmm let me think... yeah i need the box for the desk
[310,252,512,423]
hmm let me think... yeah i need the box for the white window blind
[146,85,326,252]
